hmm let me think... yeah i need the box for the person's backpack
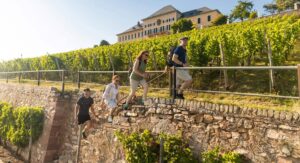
[166,47,176,67]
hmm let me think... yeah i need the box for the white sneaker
[108,116,113,123]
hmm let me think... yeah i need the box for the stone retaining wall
[59,93,300,163]
[1,84,300,163]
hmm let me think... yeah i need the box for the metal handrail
[1,66,300,99]
[78,70,164,73]
[176,66,297,70]
[184,89,300,99]
[0,70,65,74]
[0,69,65,94]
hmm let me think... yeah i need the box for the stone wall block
[228,105,234,114]
[285,112,293,122]
[219,105,224,113]
[174,114,185,121]
[233,105,239,114]
[175,99,180,105]
[224,105,229,113]
[274,111,280,119]
[267,110,274,118]
[244,120,253,129]
[125,112,138,117]
[293,112,299,121]
[280,112,286,121]
[213,115,224,122]
[196,101,201,108]
[203,114,214,123]
[160,98,166,104]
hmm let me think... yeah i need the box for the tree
[99,40,110,46]
[171,18,193,34]
[211,15,228,26]
[276,0,300,11]
[249,11,258,19]
[230,0,254,22]
[263,3,278,14]
[93,44,98,48]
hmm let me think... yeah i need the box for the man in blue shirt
[172,37,193,99]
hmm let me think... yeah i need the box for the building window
[172,17,175,21]
[162,26,165,31]
[138,33,140,37]
[153,23,155,26]
[198,18,201,24]
[169,18,171,22]
[141,32,143,37]
[125,36,127,40]
[163,20,165,23]
[135,33,136,38]
[208,15,211,22]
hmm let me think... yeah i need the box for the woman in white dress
[102,75,120,123]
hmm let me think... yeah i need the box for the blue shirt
[173,46,187,67]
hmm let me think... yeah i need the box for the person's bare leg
[125,91,135,105]
[178,80,192,94]
[84,120,92,133]
[142,83,148,102]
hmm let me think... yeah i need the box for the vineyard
[1,14,300,96]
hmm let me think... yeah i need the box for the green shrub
[160,133,197,163]
[115,130,196,163]
[202,146,223,163]
[201,146,243,163]
[222,151,242,163]
[0,102,44,148]
[115,130,158,163]
[0,102,14,141]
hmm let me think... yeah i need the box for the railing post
[169,69,172,97]
[6,72,8,83]
[159,137,164,163]
[77,70,81,89]
[37,70,40,86]
[172,67,177,101]
[18,73,21,83]
[61,70,65,95]
[297,65,300,97]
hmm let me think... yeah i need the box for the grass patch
[1,79,299,113]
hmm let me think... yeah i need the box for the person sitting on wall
[75,88,96,139]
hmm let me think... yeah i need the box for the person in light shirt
[102,75,120,123]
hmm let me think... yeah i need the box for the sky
[0,0,273,61]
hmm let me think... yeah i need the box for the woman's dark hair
[136,50,149,65]
[83,88,91,92]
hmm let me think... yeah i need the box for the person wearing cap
[172,37,192,99]
[74,88,96,139]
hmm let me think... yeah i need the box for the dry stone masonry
[0,84,300,163]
